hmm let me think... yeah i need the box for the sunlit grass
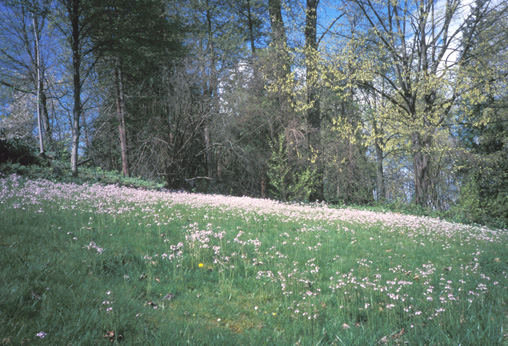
[1,174,507,345]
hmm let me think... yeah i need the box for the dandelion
[198,263,204,268]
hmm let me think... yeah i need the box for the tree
[305,0,319,133]
[89,0,183,177]
[52,0,97,175]
[453,1,508,226]
[341,0,506,207]
[0,0,54,153]
[267,0,291,80]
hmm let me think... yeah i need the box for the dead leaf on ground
[163,293,175,300]
[104,330,115,342]
[393,328,405,338]
[378,329,407,345]
[145,300,158,309]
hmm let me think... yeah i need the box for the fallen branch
[78,158,92,166]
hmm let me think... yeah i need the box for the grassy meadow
[1,173,508,345]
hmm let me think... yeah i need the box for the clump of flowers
[36,331,47,338]
[84,241,104,254]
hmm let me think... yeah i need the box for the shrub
[0,138,40,165]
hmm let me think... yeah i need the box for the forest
[0,0,507,227]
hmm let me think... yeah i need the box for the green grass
[1,174,508,345]
[0,162,166,190]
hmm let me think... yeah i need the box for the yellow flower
[198,263,204,268]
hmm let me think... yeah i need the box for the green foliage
[0,162,164,190]
[82,167,165,190]
[452,172,508,229]
[267,133,291,201]
[453,90,508,229]
[290,166,319,202]
[453,177,483,224]
[0,163,53,180]
[0,138,41,166]
[267,133,319,202]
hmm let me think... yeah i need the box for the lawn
[1,173,507,345]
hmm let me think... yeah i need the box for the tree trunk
[115,59,129,177]
[412,132,431,207]
[305,0,323,201]
[375,142,385,202]
[34,14,53,148]
[204,125,212,179]
[268,0,290,79]
[33,15,44,156]
[203,0,218,184]
[246,0,261,92]
[305,0,320,132]
[40,89,52,146]
[373,120,385,201]
[70,0,81,176]
[246,0,256,59]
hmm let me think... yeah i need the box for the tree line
[1,0,507,226]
